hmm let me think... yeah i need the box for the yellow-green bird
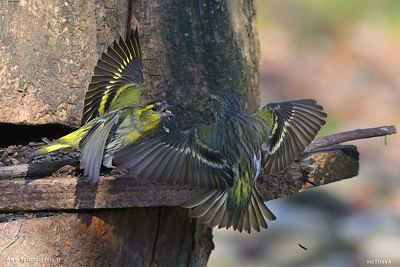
[114,91,326,233]
[29,28,173,182]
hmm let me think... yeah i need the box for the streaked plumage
[114,91,327,233]
[29,101,172,182]
[29,28,173,182]
[82,28,143,124]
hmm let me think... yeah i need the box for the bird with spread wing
[29,28,173,182]
[114,91,326,233]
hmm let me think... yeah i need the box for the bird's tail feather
[181,187,276,234]
[27,142,71,160]
[27,125,89,161]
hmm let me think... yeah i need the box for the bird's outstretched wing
[114,125,235,190]
[253,99,327,175]
[79,109,123,182]
[82,28,143,124]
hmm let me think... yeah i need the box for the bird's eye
[151,106,158,111]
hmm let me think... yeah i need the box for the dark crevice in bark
[127,0,133,31]
[0,123,74,148]
[150,207,162,267]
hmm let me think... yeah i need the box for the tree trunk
[0,209,213,266]
[0,0,260,266]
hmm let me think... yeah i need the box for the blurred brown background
[209,1,400,266]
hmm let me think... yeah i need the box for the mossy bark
[134,0,260,130]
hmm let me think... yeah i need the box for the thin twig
[305,125,396,152]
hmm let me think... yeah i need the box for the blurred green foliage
[257,0,400,48]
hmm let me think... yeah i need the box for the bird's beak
[161,103,174,117]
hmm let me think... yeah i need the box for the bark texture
[0,0,129,126]
[0,209,213,266]
[0,0,260,266]
[132,0,260,130]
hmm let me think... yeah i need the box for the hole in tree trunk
[0,123,75,148]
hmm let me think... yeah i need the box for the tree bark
[0,0,262,266]
[0,0,130,127]
[0,209,213,266]
[132,0,261,130]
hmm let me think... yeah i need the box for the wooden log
[0,144,359,212]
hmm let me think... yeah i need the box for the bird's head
[137,100,173,128]
[207,91,242,120]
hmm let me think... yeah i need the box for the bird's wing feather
[79,110,122,182]
[114,125,235,190]
[253,99,327,175]
[82,28,143,124]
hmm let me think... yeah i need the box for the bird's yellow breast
[141,115,162,133]
[123,128,141,144]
